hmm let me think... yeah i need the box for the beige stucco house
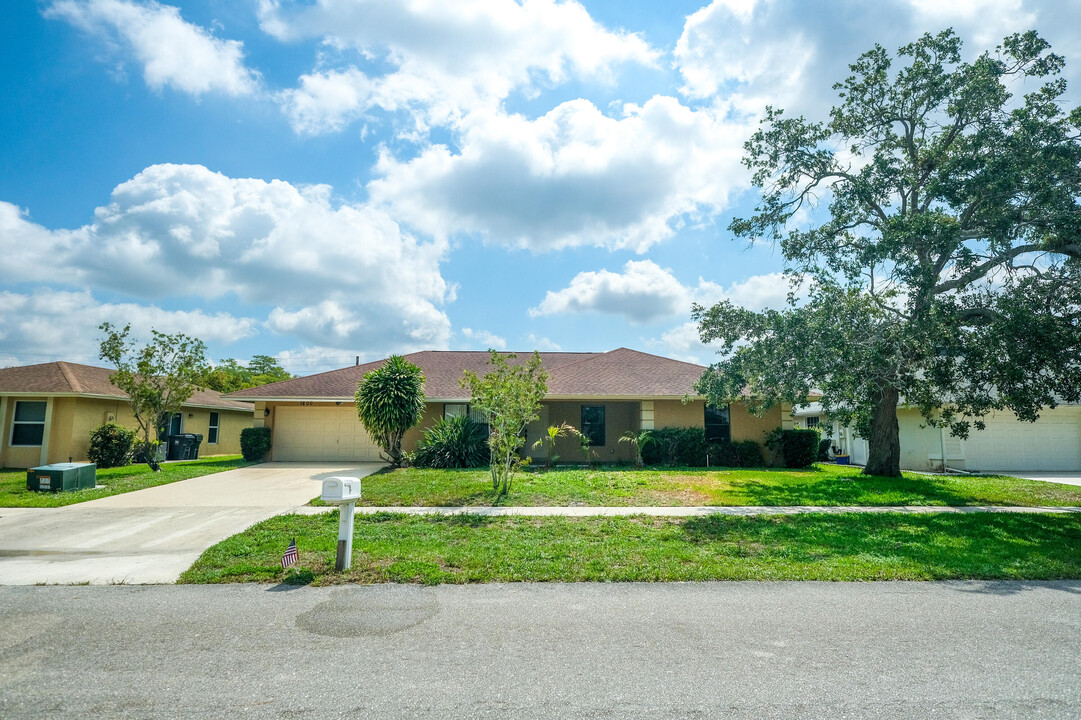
[227,348,792,464]
[0,361,253,469]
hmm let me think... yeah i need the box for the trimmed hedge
[87,422,137,468]
[240,426,272,462]
[412,416,489,469]
[640,427,763,468]
[777,429,820,468]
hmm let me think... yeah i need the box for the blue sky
[2,0,1079,375]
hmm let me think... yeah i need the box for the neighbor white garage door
[272,406,383,462]
[962,406,1081,472]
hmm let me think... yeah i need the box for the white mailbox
[321,476,362,505]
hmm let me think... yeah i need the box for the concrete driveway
[0,462,383,585]
[1002,471,1081,487]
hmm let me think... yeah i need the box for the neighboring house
[833,404,1081,473]
[226,348,794,464]
[0,361,254,469]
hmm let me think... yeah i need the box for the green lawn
[0,456,253,507]
[180,510,1081,585]
[313,464,1081,508]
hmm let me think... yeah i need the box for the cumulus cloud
[673,0,1063,120]
[0,288,257,366]
[369,97,750,252]
[46,0,259,96]
[0,164,453,355]
[266,0,658,134]
[461,328,507,350]
[530,260,693,324]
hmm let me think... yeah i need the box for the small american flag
[281,538,298,569]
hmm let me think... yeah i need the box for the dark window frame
[208,412,220,444]
[11,400,47,447]
[580,405,606,447]
[704,404,731,444]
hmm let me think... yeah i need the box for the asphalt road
[1,581,1079,719]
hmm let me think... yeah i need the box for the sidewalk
[291,504,1081,516]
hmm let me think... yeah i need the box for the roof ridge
[56,361,82,393]
[607,347,707,370]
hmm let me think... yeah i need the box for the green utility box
[27,463,97,492]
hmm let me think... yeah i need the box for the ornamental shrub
[240,426,272,462]
[87,422,137,468]
[779,429,820,468]
[818,438,832,461]
[706,440,765,467]
[412,416,489,469]
[639,427,709,466]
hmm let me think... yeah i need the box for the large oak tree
[694,29,1081,477]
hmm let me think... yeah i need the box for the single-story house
[834,404,1081,472]
[0,361,254,469]
[226,348,794,464]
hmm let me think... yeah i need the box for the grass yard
[314,464,1081,508]
[180,510,1081,585]
[0,456,253,507]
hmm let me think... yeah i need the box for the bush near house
[640,427,763,468]
[240,426,272,462]
[769,429,820,469]
[87,422,137,468]
[412,416,489,469]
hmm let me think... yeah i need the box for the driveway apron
[0,462,383,585]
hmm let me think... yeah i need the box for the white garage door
[272,406,383,462]
[962,406,1081,472]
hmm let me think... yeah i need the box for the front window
[581,405,605,446]
[705,404,731,443]
[11,401,46,446]
[805,416,820,429]
[445,403,489,436]
[208,412,220,444]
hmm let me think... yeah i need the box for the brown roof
[0,361,253,411]
[226,349,706,401]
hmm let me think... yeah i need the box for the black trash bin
[190,434,203,460]
[168,434,197,461]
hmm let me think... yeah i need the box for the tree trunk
[862,384,902,477]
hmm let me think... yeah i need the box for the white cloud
[530,262,798,327]
[0,288,257,366]
[525,334,562,352]
[461,328,507,350]
[673,0,1059,122]
[0,164,453,355]
[265,0,658,134]
[369,97,750,252]
[46,0,259,97]
[530,260,693,323]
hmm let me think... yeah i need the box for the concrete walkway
[1002,471,1081,487]
[0,462,383,585]
[292,504,1081,516]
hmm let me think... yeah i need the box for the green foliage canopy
[202,355,293,393]
[354,355,426,467]
[98,322,209,466]
[461,350,549,493]
[694,29,1081,477]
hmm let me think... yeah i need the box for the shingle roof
[0,361,253,411]
[226,349,706,400]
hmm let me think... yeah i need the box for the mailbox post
[321,476,362,571]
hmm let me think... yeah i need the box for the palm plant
[618,430,653,468]
[530,422,578,469]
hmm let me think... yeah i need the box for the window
[443,403,468,419]
[208,412,220,444]
[444,403,489,436]
[581,405,605,446]
[705,404,731,443]
[11,401,47,446]
[805,416,820,429]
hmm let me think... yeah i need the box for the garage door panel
[963,407,1081,472]
[273,406,382,462]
